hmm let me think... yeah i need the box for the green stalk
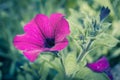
[77,39,94,63]
[58,53,67,80]
[69,39,94,80]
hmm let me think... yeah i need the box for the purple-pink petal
[35,14,53,38]
[87,56,113,80]
[24,19,45,40]
[50,13,70,42]
[50,38,68,51]
[13,34,44,62]
[23,50,41,62]
[13,34,44,50]
[13,13,70,62]
[87,57,109,72]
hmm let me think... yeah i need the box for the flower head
[100,7,110,21]
[13,13,70,62]
[87,56,113,80]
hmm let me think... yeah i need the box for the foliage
[0,0,120,80]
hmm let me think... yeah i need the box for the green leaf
[0,62,3,67]
[46,68,58,80]
[78,60,87,67]
[112,21,120,37]
[67,9,85,35]
[101,22,111,32]
[0,70,2,80]
[39,55,62,73]
[95,33,119,47]
[38,52,55,62]
[39,62,49,80]
[65,52,77,76]
[75,66,109,80]
[17,74,25,80]
[38,54,63,80]
[25,73,33,80]
[53,72,64,80]
[111,48,120,58]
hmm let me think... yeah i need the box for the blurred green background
[0,0,120,80]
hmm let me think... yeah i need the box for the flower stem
[77,39,94,63]
[69,39,94,80]
[58,53,67,80]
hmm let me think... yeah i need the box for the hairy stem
[69,39,94,80]
[77,39,94,63]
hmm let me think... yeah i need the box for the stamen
[45,38,55,48]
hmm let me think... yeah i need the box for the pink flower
[87,57,113,80]
[13,13,70,62]
[87,57,109,72]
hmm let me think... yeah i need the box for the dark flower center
[45,38,55,48]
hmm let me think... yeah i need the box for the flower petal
[87,56,109,72]
[50,38,68,51]
[13,34,44,50]
[100,7,110,21]
[50,13,70,42]
[24,19,45,40]
[34,14,53,38]
[13,13,70,62]
[23,50,41,62]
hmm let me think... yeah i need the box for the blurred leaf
[111,48,120,58]
[65,52,77,76]
[68,9,85,35]
[0,62,3,67]
[46,68,58,80]
[112,21,120,37]
[0,38,10,53]
[75,66,109,80]
[9,62,16,76]
[20,63,35,74]
[95,33,119,47]
[38,53,62,73]
[101,22,111,32]
[39,52,56,61]
[78,60,87,67]
[17,74,25,80]
[110,0,120,19]
[25,73,33,80]
[0,70,2,80]
[39,61,49,80]
[0,0,120,80]
[53,72,64,80]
